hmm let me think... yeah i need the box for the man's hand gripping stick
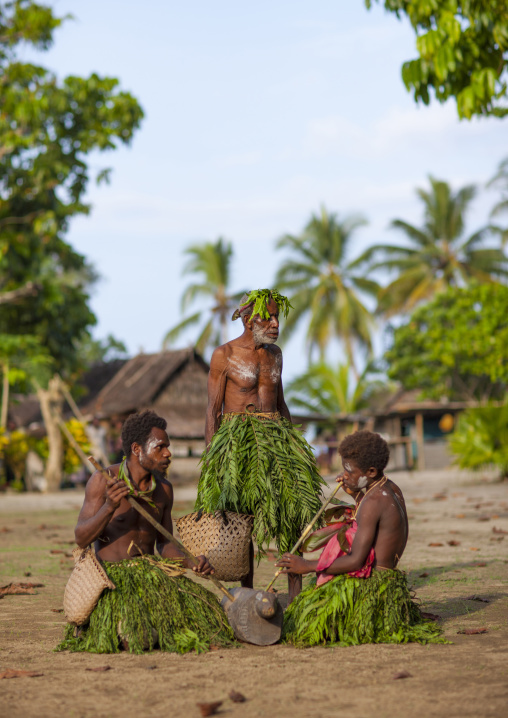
[265,479,344,592]
[87,456,235,602]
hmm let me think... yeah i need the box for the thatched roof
[91,349,209,439]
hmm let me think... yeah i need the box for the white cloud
[305,102,496,160]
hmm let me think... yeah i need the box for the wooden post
[415,412,425,471]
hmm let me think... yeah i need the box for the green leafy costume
[283,570,446,647]
[196,411,324,555]
[57,557,235,654]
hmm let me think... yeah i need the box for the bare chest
[226,351,282,389]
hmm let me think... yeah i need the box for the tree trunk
[37,376,64,492]
[1,361,9,429]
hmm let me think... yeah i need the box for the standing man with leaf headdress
[196,289,324,601]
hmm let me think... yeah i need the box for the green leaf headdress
[231,289,292,321]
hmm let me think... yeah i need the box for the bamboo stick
[265,480,344,592]
[87,456,235,602]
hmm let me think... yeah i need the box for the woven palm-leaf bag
[176,511,253,581]
[63,547,116,625]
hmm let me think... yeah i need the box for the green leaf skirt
[283,569,447,646]
[196,414,325,554]
[56,557,235,654]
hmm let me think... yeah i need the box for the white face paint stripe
[356,476,368,489]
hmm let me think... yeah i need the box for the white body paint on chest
[228,356,258,382]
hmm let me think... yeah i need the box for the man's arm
[276,500,381,575]
[156,482,214,575]
[275,350,291,421]
[74,470,129,548]
[205,346,228,447]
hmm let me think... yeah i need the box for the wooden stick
[265,480,344,592]
[87,456,235,602]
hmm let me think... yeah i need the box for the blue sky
[26,1,507,379]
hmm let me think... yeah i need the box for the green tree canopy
[385,283,508,402]
[0,1,143,489]
[352,176,508,316]
[0,0,143,379]
[163,238,243,355]
[366,1,508,119]
[274,207,377,376]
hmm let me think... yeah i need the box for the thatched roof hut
[90,349,209,440]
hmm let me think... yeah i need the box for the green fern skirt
[283,570,447,646]
[56,557,235,654]
[196,414,325,554]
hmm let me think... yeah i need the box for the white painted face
[356,475,368,489]
[341,458,373,491]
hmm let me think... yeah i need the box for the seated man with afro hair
[277,430,445,647]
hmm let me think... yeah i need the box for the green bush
[448,403,508,479]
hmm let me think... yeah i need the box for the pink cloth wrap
[316,520,375,586]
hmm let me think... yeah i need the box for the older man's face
[251,298,279,345]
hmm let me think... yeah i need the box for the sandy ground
[1,469,507,718]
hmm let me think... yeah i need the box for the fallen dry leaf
[428,542,444,547]
[455,514,466,519]
[229,690,246,703]
[421,612,441,621]
[419,572,429,578]
[0,582,44,597]
[457,628,488,635]
[449,530,460,534]
[50,549,65,555]
[491,514,499,519]
[465,595,490,603]
[85,666,112,672]
[469,547,480,551]
[196,701,222,717]
[0,669,44,679]
[393,671,412,680]
[493,526,508,535]
[490,536,505,542]
[433,493,448,500]
[477,516,491,522]
[447,540,461,546]
[474,562,487,567]
[51,608,63,613]
[0,527,12,533]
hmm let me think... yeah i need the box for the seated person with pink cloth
[276,430,445,646]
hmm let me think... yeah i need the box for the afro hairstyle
[338,430,390,476]
[121,410,167,458]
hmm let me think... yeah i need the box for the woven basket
[176,511,253,581]
[63,547,116,625]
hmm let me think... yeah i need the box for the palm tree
[352,177,508,317]
[285,361,389,416]
[163,237,240,355]
[274,206,378,377]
